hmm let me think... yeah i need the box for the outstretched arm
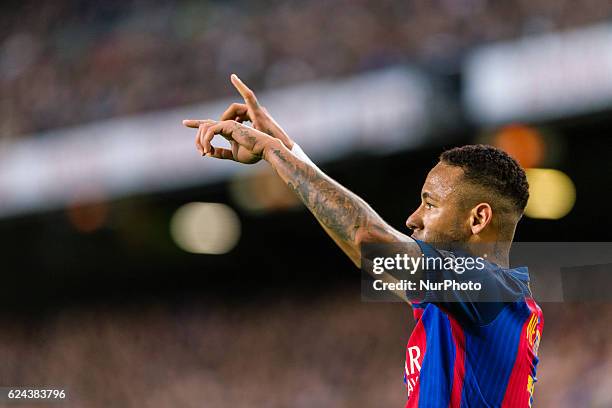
[183,118,414,302]
[183,75,418,268]
[264,141,413,267]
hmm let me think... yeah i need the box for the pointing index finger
[230,74,259,109]
[183,119,215,128]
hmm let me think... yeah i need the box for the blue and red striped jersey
[404,241,544,408]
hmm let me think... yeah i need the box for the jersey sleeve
[291,143,319,170]
[411,240,529,326]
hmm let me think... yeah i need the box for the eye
[425,202,434,209]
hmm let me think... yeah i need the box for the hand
[181,118,279,164]
[219,74,294,150]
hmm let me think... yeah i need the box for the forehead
[422,162,465,199]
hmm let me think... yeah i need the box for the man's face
[406,162,472,244]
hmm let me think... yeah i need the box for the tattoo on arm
[235,123,258,146]
[271,147,376,243]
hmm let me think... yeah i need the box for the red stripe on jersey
[405,315,427,408]
[448,316,466,408]
[501,298,544,408]
[412,307,424,321]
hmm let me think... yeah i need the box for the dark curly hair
[440,145,529,214]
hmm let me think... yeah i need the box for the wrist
[262,138,283,162]
[263,126,293,150]
[279,135,294,150]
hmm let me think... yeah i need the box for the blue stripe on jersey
[461,301,531,407]
[419,308,455,408]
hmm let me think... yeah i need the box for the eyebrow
[422,191,436,201]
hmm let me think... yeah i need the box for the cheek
[422,208,445,227]
[424,207,466,234]
[441,208,472,236]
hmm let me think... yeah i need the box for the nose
[406,207,423,232]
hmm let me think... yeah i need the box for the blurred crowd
[1,294,610,407]
[2,0,612,142]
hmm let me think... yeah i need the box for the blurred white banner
[464,23,612,123]
[0,67,433,218]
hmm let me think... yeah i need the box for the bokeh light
[525,168,576,219]
[170,202,241,254]
[492,124,546,168]
[66,201,109,233]
[66,188,110,233]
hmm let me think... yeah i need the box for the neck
[466,240,511,268]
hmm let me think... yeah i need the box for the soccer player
[183,75,544,407]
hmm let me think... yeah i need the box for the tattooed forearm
[262,141,415,268]
[264,141,415,285]
[269,147,381,243]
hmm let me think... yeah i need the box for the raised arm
[184,75,417,268]
[265,141,412,266]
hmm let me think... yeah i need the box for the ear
[469,203,493,235]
